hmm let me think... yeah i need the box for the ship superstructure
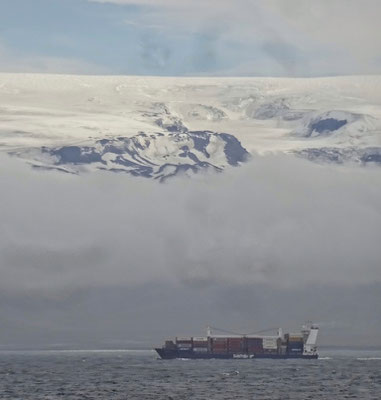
[155,323,319,359]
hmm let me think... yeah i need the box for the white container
[263,337,278,349]
[177,343,192,349]
[193,337,208,342]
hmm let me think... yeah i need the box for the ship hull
[155,348,318,360]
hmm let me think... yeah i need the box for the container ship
[155,323,319,359]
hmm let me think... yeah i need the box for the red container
[229,345,242,349]
[228,338,243,347]
[213,348,228,353]
[213,338,228,343]
[228,338,243,343]
[228,338,243,342]
[212,338,228,351]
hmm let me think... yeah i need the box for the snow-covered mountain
[0,73,380,179]
[13,131,249,181]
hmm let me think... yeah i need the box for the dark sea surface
[0,349,380,399]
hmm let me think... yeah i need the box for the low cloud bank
[1,154,380,293]
[1,154,380,347]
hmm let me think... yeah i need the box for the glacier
[0,73,380,179]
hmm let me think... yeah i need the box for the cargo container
[228,338,244,351]
[288,340,303,347]
[288,340,303,346]
[288,348,303,354]
[246,337,263,344]
[288,335,303,342]
[193,337,208,347]
[193,340,208,345]
[228,338,243,344]
[176,342,192,346]
[193,344,206,348]
[155,324,319,359]
[176,343,192,347]
[247,337,263,352]
[212,347,228,353]
[263,337,278,349]
[248,348,264,355]
[264,348,278,354]
[288,345,303,353]
[212,346,228,350]
[176,337,192,342]
[193,347,208,353]
[213,338,228,343]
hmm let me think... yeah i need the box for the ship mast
[207,326,212,337]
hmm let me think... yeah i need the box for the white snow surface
[1,73,381,177]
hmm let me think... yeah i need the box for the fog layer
[0,154,380,348]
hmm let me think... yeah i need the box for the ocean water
[0,349,380,399]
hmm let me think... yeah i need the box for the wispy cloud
[88,0,381,76]
[1,0,380,75]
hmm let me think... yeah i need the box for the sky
[0,0,381,76]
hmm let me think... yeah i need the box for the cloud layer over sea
[1,153,380,348]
